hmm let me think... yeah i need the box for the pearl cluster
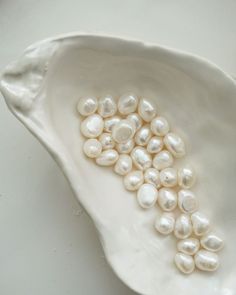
[77,94,224,275]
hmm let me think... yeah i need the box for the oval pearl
[158,188,177,211]
[135,125,152,146]
[164,132,186,158]
[175,253,195,274]
[114,155,133,176]
[177,238,200,255]
[194,250,219,272]
[200,233,224,252]
[124,170,144,191]
[137,184,158,209]
[150,116,170,136]
[178,165,196,189]
[83,139,102,158]
[155,213,175,235]
[191,211,210,236]
[99,133,115,150]
[98,95,117,118]
[104,116,121,133]
[178,189,198,214]
[174,214,192,239]
[138,98,157,122]
[77,96,98,116]
[160,167,178,188]
[127,113,143,131]
[112,119,135,144]
[153,150,174,170]
[144,168,161,188]
[131,147,152,171]
[147,136,163,154]
[116,139,134,154]
[80,114,104,138]
[118,93,138,115]
[95,149,118,166]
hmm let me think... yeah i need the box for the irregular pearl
[164,132,186,158]
[77,96,98,116]
[144,168,161,188]
[200,233,224,252]
[147,136,163,154]
[137,184,158,209]
[112,119,135,144]
[114,155,132,176]
[175,253,195,274]
[127,113,143,131]
[153,150,174,170]
[104,116,121,133]
[150,116,170,136]
[116,139,134,154]
[158,188,177,211]
[131,147,152,171]
[138,98,157,122]
[160,167,178,188]
[194,250,219,272]
[98,95,117,118]
[124,170,144,191]
[99,133,115,150]
[191,211,210,236]
[178,165,196,189]
[95,149,118,166]
[118,93,138,115]
[83,139,102,158]
[177,238,200,256]
[178,189,198,214]
[80,114,104,138]
[174,214,192,239]
[135,125,152,146]
[155,213,175,235]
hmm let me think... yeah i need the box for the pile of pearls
[77,93,224,275]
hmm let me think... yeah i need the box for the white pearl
[178,189,198,214]
[155,213,175,235]
[135,125,152,146]
[191,211,210,236]
[158,188,177,211]
[138,98,157,122]
[160,167,178,188]
[124,170,144,191]
[99,133,115,150]
[175,253,195,274]
[104,116,121,133]
[98,95,117,118]
[95,149,118,166]
[112,119,135,144]
[116,139,134,154]
[174,214,192,239]
[164,132,186,158]
[144,168,161,188]
[118,93,138,115]
[83,139,102,158]
[194,250,219,272]
[153,150,174,170]
[80,114,104,138]
[127,113,143,131]
[77,96,98,116]
[147,136,163,154]
[200,233,224,252]
[131,147,152,171]
[177,238,200,256]
[137,184,158,209]
[150,116,170,136]
[114,155,132,176]
[178,165,196,189]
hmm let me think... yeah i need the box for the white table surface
[0,1,235,294]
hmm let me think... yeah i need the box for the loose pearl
[124,170,144,191]
[164,132,186,158]
[80,114,104,138]
[144,168,161,188]
[99,133,115,150]
[114,155,132,176]
[147,136,163,154]
[160,167,178,188]
[191,211,210,236]
[95,149,118,166]
[177,238,200,256]
[155,213,175,235]
[178,165,196,189]
[104,116,121,133]
[194,250,219,272]
[153,150,174,170]
[83,139,102,158]
[158,188,177,211]
[77,96,98,116]
[135,125,152,146]
[178,189,198,214]
[127,113,143,131]
[138,98,157,122]
[175,253,195,274]
[118,93,138,115]
[200,233,224,252]
[112,119,135,144]
[150,116,170,136]
[98,95,117,118]
[131,147,152,171]
[174,214,192,239]
[137,184,158,209]
[116,139,134,154]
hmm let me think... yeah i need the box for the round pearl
[114,155,133,176]
[178,165,196,189]
[155,213,175,235]
[178,189,198,214]
[131,147,152,171]
[95,149,118,166]
[164,132,186,158]
[191,211,210,236]
[124,170,144,191]
[158,188,177,211]
[144,168,161,188]
[127,113,143,131]
[83,139,102,158]
[135,125,152,146]
[160,167,178,187]
[104,116,121,133]
[138,98,157,122]
[98,95,117,118]
[153,150,174,170]
[147,136,163,154]
[80,114,104,138]
[174,214,192,239]
[99,133,115,150]
[194,250,219,272]
[116,139,134,154]
[150,116,170,136]
[175,253,195,274]
[200,233,224,252]
[177,238,200,256]
[77,96,98,116]
[118,93,138,115]
[112,119,135,144]
[137,184,158,209]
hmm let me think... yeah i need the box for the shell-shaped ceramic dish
[1,34,236,295]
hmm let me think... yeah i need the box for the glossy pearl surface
[153,150,174,170]
[178,189,198,214]
[150,116,170,136]
[118,93,138,115]
[112,119,135,144]
[104,116,121,133]
[160,167,178,187]
[158,188,177,211]
[77,96,98,116]
[194,250,219,272]
[124,170,144,191]
[83,139,102,158]
[95,149,118,166]
[144,168,161,188]
[99,133,115,150]
[177,238,200,255]
[98,95,117,118]
[191,211,210,236]
[114,154,132,176]
[164,132,186,158]
[127,113,143,131]
[116,139,134,154]
[174,214,192,239]
[147,136,163,154]
[175,253,195,274]
[135,125,152,146]
[178,165,196,189]
[138,98,157,122]
[80,114,104,138]
[155,213,175,235]
[200,233,224,252]
[137,184,158,209]
[131,147,152,171]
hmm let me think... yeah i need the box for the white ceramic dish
[1,34,236,295]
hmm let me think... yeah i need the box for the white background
[0,1,236,294]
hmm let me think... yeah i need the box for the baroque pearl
[127,113,143,131]
[194,250,219,272]
[138,98,157,122]
[116,139,134,154]
[124,170,144,191]
[175,253,195,274]
[80,114,104,138]
[147,136,163,154]
[135,125,152,146]
[83,139,102,158]
[174,214,192,239]
[200,233,224,252]
[99,133,115,150]
[155,213,175,235]
[77,96,98,116]
[137,184,158,209]
[131,147,152,171]
[177,238,200,255]
[178,165,196,189]
[114,155,132,176]
[144,168,161,188]
[191,211,210,236]
[112,119,135,144]
[164,132,186,158]
[118,93,138,115]
[178,189,198,214]
[95,149,118,166]
[160,167,178,188]
[98,95,117,118]
[158,188,177,211]
[150,116,170,136]
[104,116,121,133]
[153,150,174,170]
